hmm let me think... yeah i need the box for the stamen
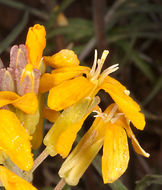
[93,110,108,120]
[111,113,124,124]
[105,104,118,123]
[99,64,119,84]
[100,50,109,67]
[89,49,98,77]
[124,90,130,96]
[90,50,109,81]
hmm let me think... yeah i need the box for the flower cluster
[0,24,149,189]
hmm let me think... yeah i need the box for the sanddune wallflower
[0,166,37,190]
[59,103,149,186]
[40,50,145,129]
[41,49,145,161]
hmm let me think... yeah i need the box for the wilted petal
[0,110,33,171]
[101,76,145,130]
[102,123,129,183]
[59,112,106,186]
[0,166,37,190]
[124,122,150,158]
[48,76,95,111]
[25,24,46,69]
[16,109,39,135]
[44,97,99,157]
[43,49,79,68]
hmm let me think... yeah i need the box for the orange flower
[25,24,46,70]
[0,166,37,190]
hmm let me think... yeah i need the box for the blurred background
[0,0,162,189]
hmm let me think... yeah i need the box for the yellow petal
[43,107,60,123]
[0,91,38,114]
[43,49,79,68]
[56,117,85,158]
[59,113,106,186]
[44,97,99,157]
[16,108,40,135]
[0,166,37,190]
[39,66,90,93]
[101,76,145,130]
[48,76,95,111]
[102,123,129,183]
[0,91,19,107]
[12,93,38,114]
[25,24,46,69]
[39,73,55,93]
[123,120,150,158]
[0,110,33,171]
[31,94,45,149]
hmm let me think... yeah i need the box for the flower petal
[0,91,19,107]
[56,117,85,158]
[101,76,145,130]
[43,107,60,123]
[25,24,46,69]
[39,66,90,93]
[0,166,37,190]
[0,110,33,171]
[44,97,99,157]
[31,94,45,149]
[102,123,129,183]
[12,92,38,114]
[59,115,105,186]
[43,49,79,68]
[124,121,150,158]
[47,76,94,111]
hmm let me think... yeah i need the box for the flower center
[88,50,119,85]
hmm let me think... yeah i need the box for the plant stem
[32,148,49,172]
[54,179,66,190]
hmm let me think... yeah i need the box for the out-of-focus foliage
[0,0,162,189]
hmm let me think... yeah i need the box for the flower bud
[0,68,15,91]
[10,45,28,69]
[43,49,80,68]
[15,63,41,96]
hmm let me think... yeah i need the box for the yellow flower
[0,166,37,190]
[43,49,145,159]
[25,24,46,70]
[42,50,145,131]
[40,49,90,94]
[59,104,149,186]
[43,96,100,158]
[0,110,33,171]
